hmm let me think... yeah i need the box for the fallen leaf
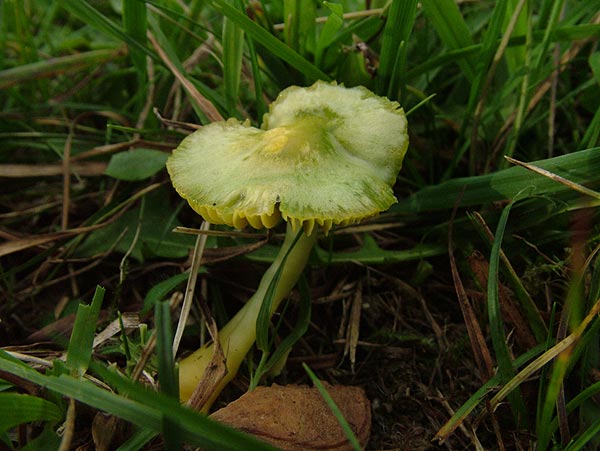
[210,384,371,451]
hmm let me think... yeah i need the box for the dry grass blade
[171,224,228,411]
[488,297,600,413]
[187,300,227,412]
[448,195,495,380]
[505,155,600,200]
[70,140,139,162]
[0,162,107,177]
[62,119,75,230]
[173,226,262,239]
[177,234,268,266]
[448,251,495,380]
[1,181,161,257]
[343,279,362,372]
[131,292,184,383]
[93,313,140,348]
[492,11,600,155]
[435,389,486,451]
[0,199,65,219]
[15,229,127,299]
[59,398,77,451]
[153,107,202,131]
[148,32,223,123]
[173,221,211,356]
[395,276,445,349]
[0,221,112,258]
[0,48,124,89]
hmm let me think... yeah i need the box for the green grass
[1,0,600,449]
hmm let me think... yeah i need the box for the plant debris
[210,383,371,451]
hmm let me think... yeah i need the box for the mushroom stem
[179,223,318,408]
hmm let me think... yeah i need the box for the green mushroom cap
[167,81,409,235]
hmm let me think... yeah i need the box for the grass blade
[115,427,156,451]
[315,2,344,68]
[207,0,329,82]
[532,0,565,73]
[66,286,105,377]
[0,393,62,431]
[123,0,148,112]
[0,352,279,451]
[155,301,178,399]
[564,420,600,451]
[435,345,544,442]
[462,0,508,128]
[11,0,38,65]
[488,303,600,415]
[303,364,362,451]
[505,156,600,201]
[60,0,153,60]
[147,20,224,123]
[502,8,533,164]
[376,0,418,99]
[283,0,316,55]
[123,0,148,68]
[502,0,528,74]
[142,270,206,314]
[420,0,476,81]
[222,11,245,114]
[580,52,600,149]
[255,229,305,351]
[0,49,121,89]
[580,103,600,150]
[395,147,600,213]
[468,211,548,343]
[487,200,527,426]
[251,275,311,387]
[245,29,267,120]
[154,302,182,451]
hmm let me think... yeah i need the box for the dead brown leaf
[343,280,362,372]
[468,250,538,350]
[210,383,371,451]
[92,412,120,451]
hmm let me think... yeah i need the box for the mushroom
[167,81,409,408]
